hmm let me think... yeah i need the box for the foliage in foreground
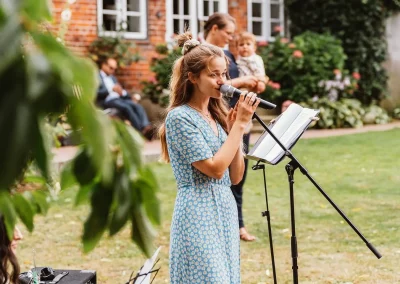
[0,0,159,256]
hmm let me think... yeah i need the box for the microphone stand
[251,112,382,284]
[252,161,278,284]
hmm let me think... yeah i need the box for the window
[165,0,228,41]
[248,0,284,42]
[97,0,147,39]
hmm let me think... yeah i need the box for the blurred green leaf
[109,170,131,236]
[13,193,34,231]
[82,183,113,252]
[68,105,115,185]
[26,51,53,102]
[113,119,143,177]
[23,175,46,184]
[22,0,52,22]
[131,206,156,257]
[73,149,97,186]
[32,190,49,215]
[0,192,17,240]
[135,166,161,225]
[75,183,93,206]
[0,16,22,75]
[61,162,77,191]
[0,101,35,189]
[32,118,50,180]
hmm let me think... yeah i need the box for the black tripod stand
[251,112,382,284]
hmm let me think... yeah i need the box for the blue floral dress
[166,105,240,284]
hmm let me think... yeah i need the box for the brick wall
[52,0,98,55]
[51,1,248,92]
[228,1,248,58]
[51,0,166,92]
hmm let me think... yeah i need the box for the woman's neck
[205,38,223,48]
[188,96,210,112]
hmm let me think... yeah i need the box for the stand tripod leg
[286,160,299,284]
[253,163,277,284]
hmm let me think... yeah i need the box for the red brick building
[52,0,284,91]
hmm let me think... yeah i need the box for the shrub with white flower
[317,69,360,101]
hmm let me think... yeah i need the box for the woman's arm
[192,122,246,180]
[230,75,258,90]
[192,93,259,180]
[228,146,245,185]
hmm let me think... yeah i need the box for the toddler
[236,32,268,93]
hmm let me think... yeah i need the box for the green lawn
[17,129,400,283]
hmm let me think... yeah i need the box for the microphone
[219,84,276,110]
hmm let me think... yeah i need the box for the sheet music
[247,104,319,164]
[134,246,162,284]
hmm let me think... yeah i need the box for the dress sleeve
[166,110,213,164]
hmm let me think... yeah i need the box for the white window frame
[247,0,284,42]
[97,0,147,40]
[165,0,228,42]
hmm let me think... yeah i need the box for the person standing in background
[204,13,266,241]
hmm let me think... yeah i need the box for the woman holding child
[204,13,266,242]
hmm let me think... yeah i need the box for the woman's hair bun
[176,31,201,55]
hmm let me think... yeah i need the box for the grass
[17,129,400,283]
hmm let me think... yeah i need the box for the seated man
[97,57,153,140]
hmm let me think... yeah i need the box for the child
[236,32,268,94]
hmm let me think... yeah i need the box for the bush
[286,0,400,105]
[301,98,391,129]
[258,32,354,107]
[141,44,181,106]
[393,107,400,119]
[88,33,141,67]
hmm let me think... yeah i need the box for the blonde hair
[158,31,230,162]
[237,32,257,46]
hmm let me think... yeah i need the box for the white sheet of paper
[247,103,319,164]
[134,246,162,284]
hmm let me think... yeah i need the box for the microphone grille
[219,84,233,97]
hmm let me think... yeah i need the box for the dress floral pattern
[166,105,240,284]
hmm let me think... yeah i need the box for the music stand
[126,247,161,284]
[247,104,382,284]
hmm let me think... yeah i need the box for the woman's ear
[188,72,197,84]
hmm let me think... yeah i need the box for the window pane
[252,3,262,17]
[173,19,180,33]
[271,22,281,35]
[252,21,262,36]
[173,0,179,14]
[204,1,209,16]
[271,4,280,19]
[127,0,140,12]
[184,19,190,31]
[213,1,218,12]
[198,20,203,33]
[183,0,189,15]
[103,14,117,31]
[127,16,140,32]
[103,0,116,10]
